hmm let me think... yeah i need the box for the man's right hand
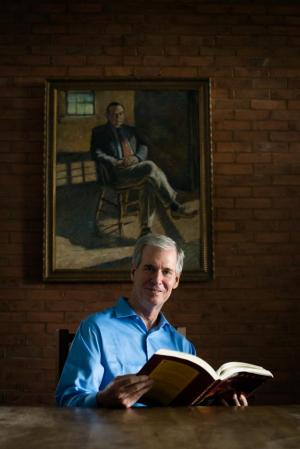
[96,374,153,409]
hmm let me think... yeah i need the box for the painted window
[66,91,95,116]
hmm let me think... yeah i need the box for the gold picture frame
[43,79,213,282]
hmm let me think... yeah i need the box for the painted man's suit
[90,123,176,232]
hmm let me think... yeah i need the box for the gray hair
[132,234,184,274]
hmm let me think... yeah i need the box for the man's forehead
[141,245,177,263]
[109,105,124,113]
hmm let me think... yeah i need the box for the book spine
[190,379,221,405]
[170,371,216,406]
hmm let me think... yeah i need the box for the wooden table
[0,405,299,449]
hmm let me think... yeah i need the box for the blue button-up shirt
[56,297,196,407]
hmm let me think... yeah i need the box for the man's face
[106,104,125,128]
[130,245,180,312]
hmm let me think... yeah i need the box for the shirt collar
[115,297,137,319]
[114,297,170,329]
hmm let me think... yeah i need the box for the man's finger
[233,393,241,406]
[118,377,153,396]
[113,374,149,387]
[120,381,154,409]
[239,394,248,406]
[233,393,248,407]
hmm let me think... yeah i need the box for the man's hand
[116,156,139,168]
[233,393,248,406]
[221,393,248,407]
[96,374,153,409]
[122,156,139,167]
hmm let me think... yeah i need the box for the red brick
[253,186,290,198]
[133,66,162,77]
[234,88,269,99]
[235,198,271,209]
[253,142,288,152]
[143,55,179,66]
[272,198,300,208]
[234,66,269,78]
[86,55,123,65]
[216,120,251,130]
[32,24,66,34]
[215,99,250,110]
[0,323,45,333]
[216,209,253,220]
[212,130,233,141]
[15,55,51,65]
[30,66,68,76]
[165,46,198,56]
[255,120,289,130]
[123,56,143,66]
[271,88,300,100]
[213,153,235,163]
[159,67,198,77]
[236,153,272,164]
[216,187,251,198]
[215,164,253,175]
[254,209,291,220]
[255,233,290,243]
[273,175,300,185]
[251,99,286,110]
[216,232,254,243]
[214,221,236,232]
[68,3,103,13]
[253,79,287,89]
[212,88,231,99]
[68,66,105,76]
[214,198,234,208]
[179,56,214,67]
[272,110,300,120]
[234,130,270,142]
[51,55,86,66]
[216,142,252,152]
[105,66,134,77]
[273,152,300,164]
[26,312,64,323]
[270,131,300,142]
[214,78,252,89]
[271,64,300,77]
[45,299,84,312]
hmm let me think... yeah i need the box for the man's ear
[172,273,181,290]
[130,266,136,281]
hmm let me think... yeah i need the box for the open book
[138,349,273,406]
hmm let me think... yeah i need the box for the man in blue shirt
[56,234,247,408]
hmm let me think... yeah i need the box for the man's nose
[152,270,163,283]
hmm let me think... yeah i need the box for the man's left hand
[233,393,248,406]
[221,393,248,407]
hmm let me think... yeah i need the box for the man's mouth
[147,287,163,293]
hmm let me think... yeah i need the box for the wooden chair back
[57,329,75,378]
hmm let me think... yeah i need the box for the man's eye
[144,265,154,272]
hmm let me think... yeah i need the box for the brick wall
[0,0,299,405]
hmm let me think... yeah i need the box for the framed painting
[43,79,213,282]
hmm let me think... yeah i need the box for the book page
[216,361,273,379]
[155,349,218,380]
[147,360,200,405]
